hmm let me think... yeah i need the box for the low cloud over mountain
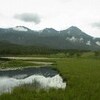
[14,13,41,24]
[92,22,100,28]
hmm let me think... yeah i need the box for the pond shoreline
[0,66,66,94]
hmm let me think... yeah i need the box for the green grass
[0,56,100,100]
[55,58,100,100]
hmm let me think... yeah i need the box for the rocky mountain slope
[0,26,100,50]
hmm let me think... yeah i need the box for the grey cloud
[14,13,41,24]
[92,22,100,28]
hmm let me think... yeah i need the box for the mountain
[11,26,31,31]
[59,26,100,50]
[0,26,100,50]
[40,28,59,36]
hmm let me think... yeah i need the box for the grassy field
[0,54,100,100]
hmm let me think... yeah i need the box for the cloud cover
[0,0,100,37]
[14,13,41,24]
[92,22,100,28]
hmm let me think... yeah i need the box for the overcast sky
[0,0,100,37]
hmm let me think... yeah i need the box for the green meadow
[0,53,100,100]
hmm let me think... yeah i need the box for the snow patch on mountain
[12,26,28,31]
[93,37,96,40]
[86,41,91,45]
[70,36,77,42]
[80,38,84,41]
[96,41,100,46]
[66,37,84,43]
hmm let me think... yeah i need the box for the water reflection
[0,67,66,94]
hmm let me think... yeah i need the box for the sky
[0,0,100,37]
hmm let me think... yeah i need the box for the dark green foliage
[0,41,61,55]
[0,57,10,61]
[94,51,100,56]
[0,41,90,56]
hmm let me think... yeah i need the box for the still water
[0,67,66,94]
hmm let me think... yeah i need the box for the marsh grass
[0,59,43,69]
[0,55,100,100]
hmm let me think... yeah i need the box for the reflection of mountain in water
[0,67,58,79]
[0,67,66,94]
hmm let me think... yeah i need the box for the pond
[0,66,66,94]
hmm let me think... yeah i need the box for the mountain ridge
[0,26,100,50]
